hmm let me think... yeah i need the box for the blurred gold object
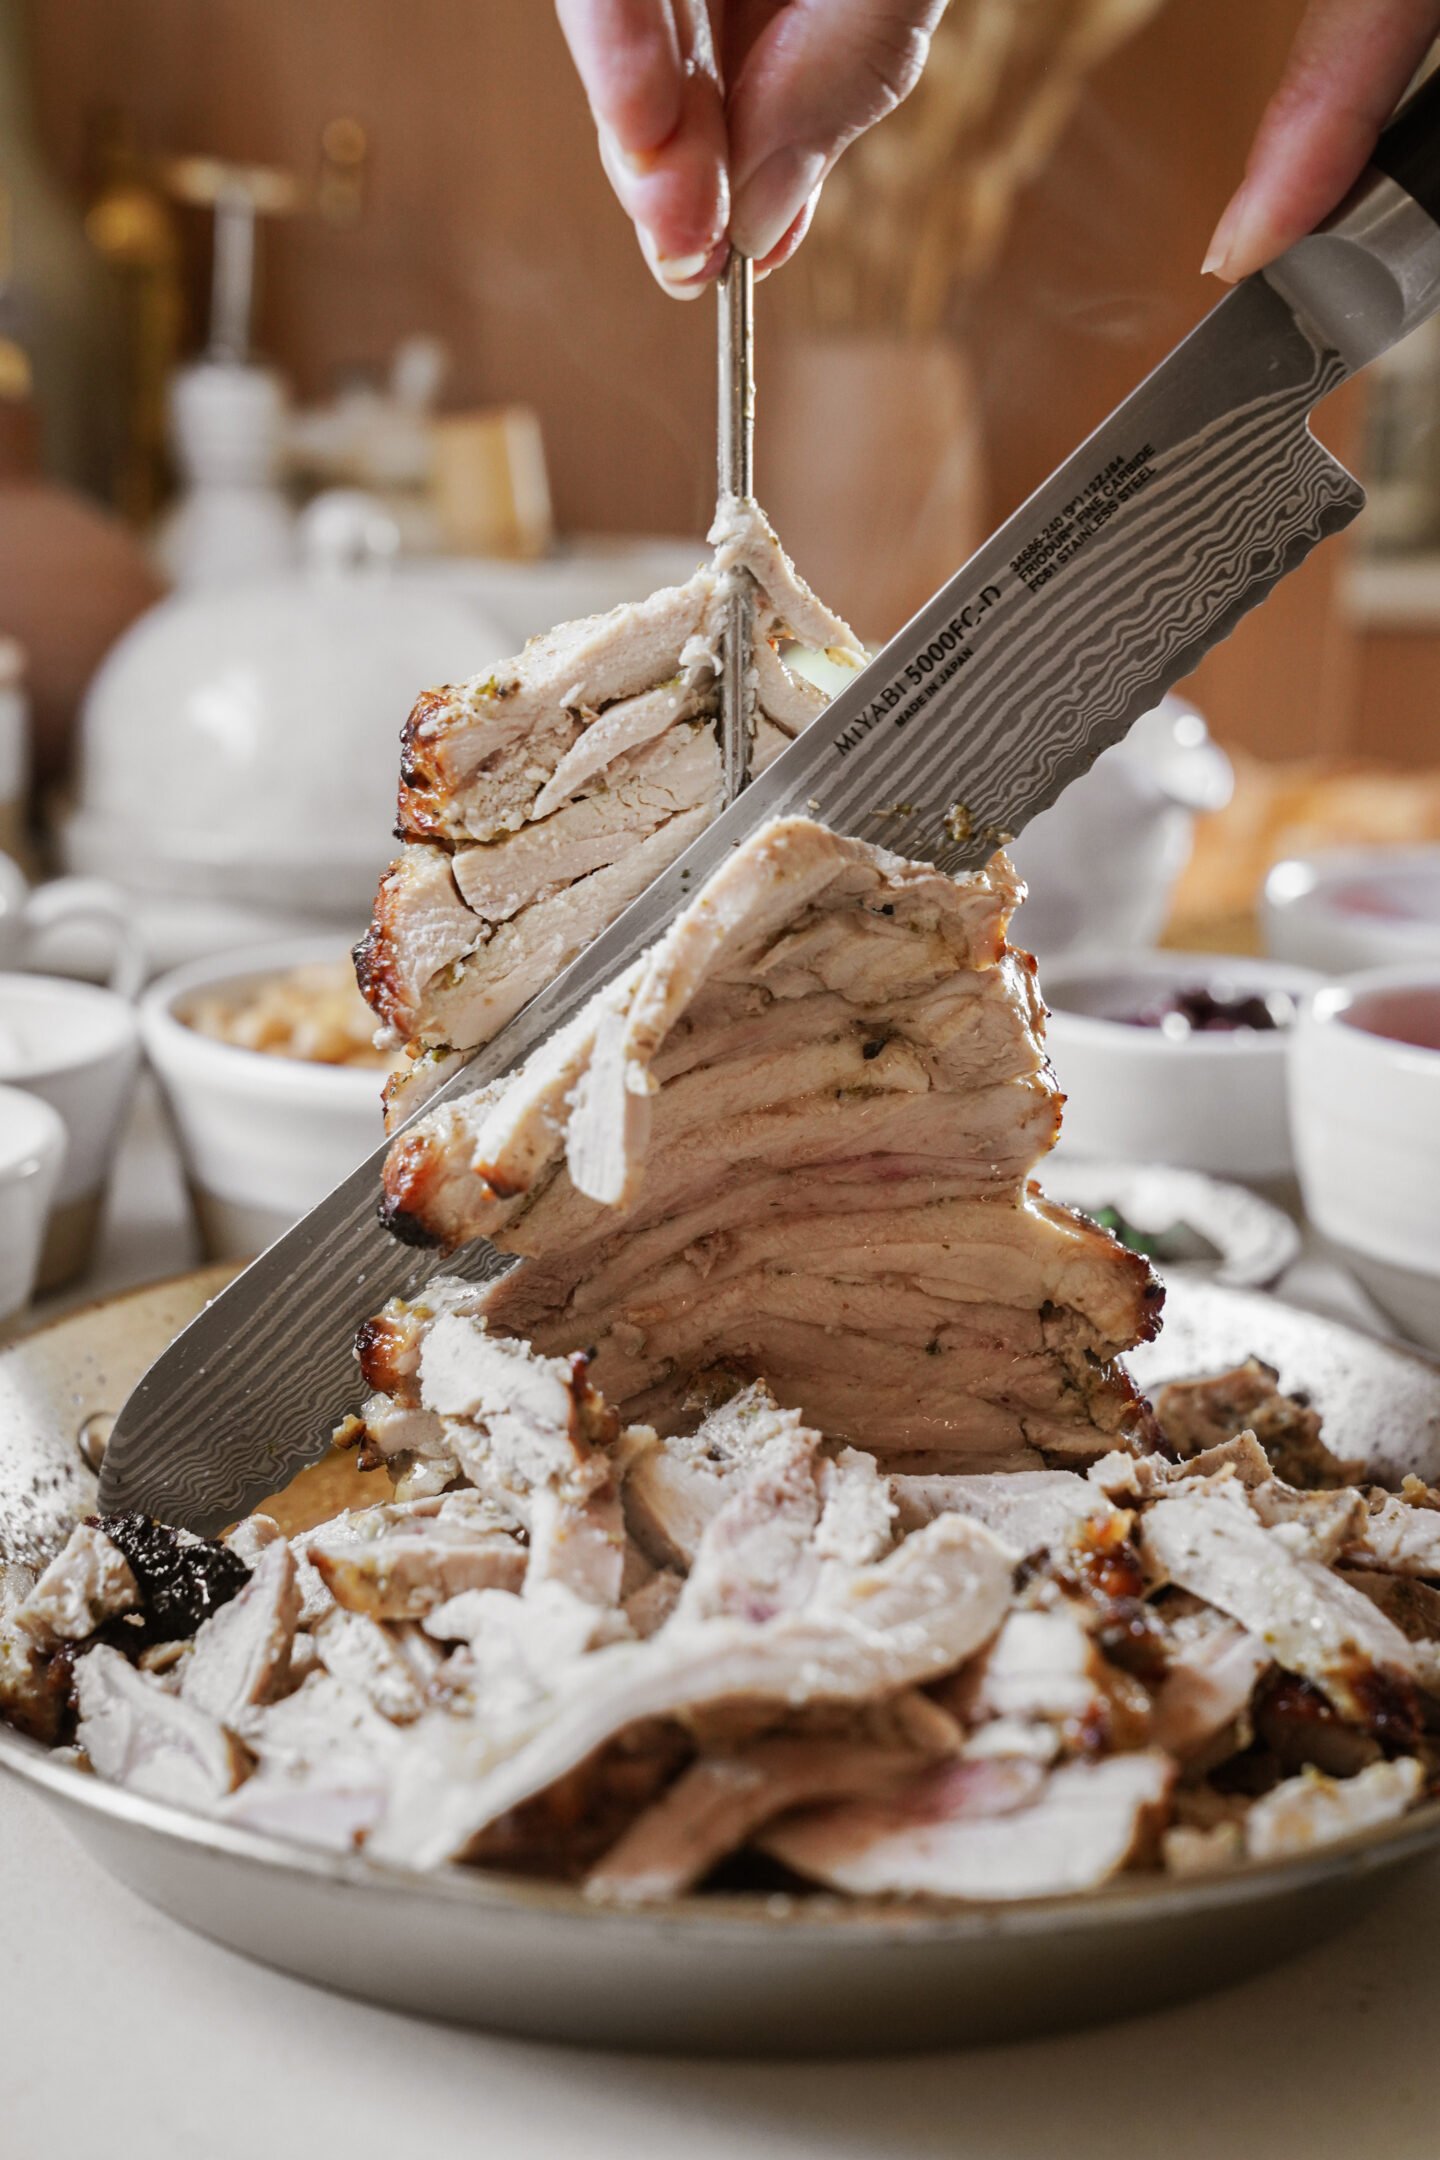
[784,0,1165,334]
[0,181,33,399]
[0,335,29,400]
[758,331,985,641]
[83,108,183,526]
[163,156,301,221]
[317,116,368,228]
[431,405,552,560]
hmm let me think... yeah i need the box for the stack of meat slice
[382,815,1165,1468]
[356,502,865,1127]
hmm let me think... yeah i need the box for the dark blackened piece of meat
[1253,1671,1384,1778]
[1153,1359,1363,1490]
[97,1515,251,1645]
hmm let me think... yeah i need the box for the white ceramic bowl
[0,1083,66,1323]
[1041,950,1321,1179]
[1263,847,1440,975]
[140,939,389,1261]
[0,973,142,1289]
[1289,965,1440,1351]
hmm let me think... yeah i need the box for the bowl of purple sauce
[1038,950,1321,1179]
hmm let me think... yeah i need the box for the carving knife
[102,73,1440,1530]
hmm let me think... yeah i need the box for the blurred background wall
[15,0,1440,767]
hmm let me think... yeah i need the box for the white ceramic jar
[1289,965,1440,1351]
[1041,950,1320,1180]
[140,939,390,1260]
[64,503,509,972]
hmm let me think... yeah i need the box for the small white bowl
[0,972,142,1289]
[1290,965,1440,1352]
[1264,847,1440,975]
[140,938,389,1262]
[1040,950,1321,1179]
[0,1083,66,1323]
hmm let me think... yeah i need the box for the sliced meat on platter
[8,804,1437,1896]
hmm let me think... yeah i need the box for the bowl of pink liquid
[1290,966,1440,1351]
[1264,847,1440,974]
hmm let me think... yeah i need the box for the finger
[559,0,730,290]
[726,0,947,263]
[595,64,731,289]
[555,0,685,153]
[1203,0,1440,281]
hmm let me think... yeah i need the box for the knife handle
[1374,65,1440,229]
[1262,68,1440,373]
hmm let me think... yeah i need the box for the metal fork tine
[717,250,755,807]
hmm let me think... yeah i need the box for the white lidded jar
[62,492,509,969]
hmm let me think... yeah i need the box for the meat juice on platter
[4,519,1440,1906]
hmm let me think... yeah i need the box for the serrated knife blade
[101,158,1440,1530]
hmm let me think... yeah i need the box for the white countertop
[5,1098,1440,2155]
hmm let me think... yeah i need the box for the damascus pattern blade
[101,277,1363,1531]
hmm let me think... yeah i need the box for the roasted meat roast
[381,815,1164,1466]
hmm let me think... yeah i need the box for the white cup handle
[21,877,147,1001]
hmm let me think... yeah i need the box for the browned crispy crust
[352,869,411,1036]
[397,687,461,796]
[396,691,461,843]
[354,1306,418,1400]
[380,1124,487,1252]
[351,922,392,1032]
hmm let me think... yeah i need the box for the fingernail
[638,226,721,301]
[732,145,827,264]
[663,238,730,289]
[754,186,821,276]
[655,248,711,283]
[1202,182,1249,280]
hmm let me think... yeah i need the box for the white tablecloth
[4,1096,1440,2156]
[3,1765,1438,2159]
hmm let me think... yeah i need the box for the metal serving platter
[2,1268,1440,2057]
